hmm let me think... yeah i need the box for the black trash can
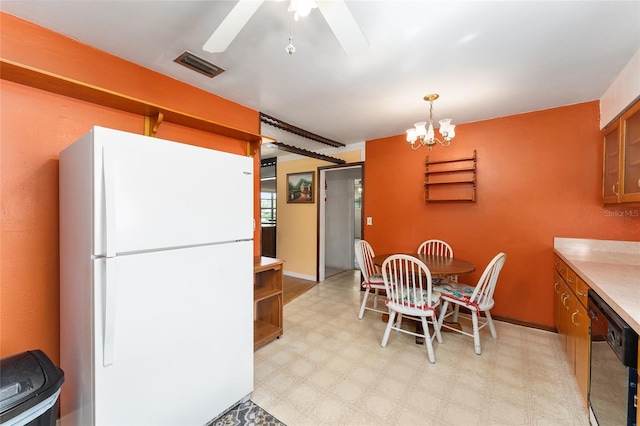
[0,350,64,426]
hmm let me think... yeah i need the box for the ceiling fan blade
[203,0,265,53]
[317,1,368,55]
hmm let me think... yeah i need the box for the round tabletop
[372,253,476,276]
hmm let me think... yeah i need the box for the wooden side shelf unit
[254,256,284,350]
[424,150,477,202]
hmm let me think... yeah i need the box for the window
[261,191,276,225]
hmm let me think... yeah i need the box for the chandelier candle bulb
[447,125,455,139]
[406,128,417,143]
[439,119,451,133]
[426,123,435,140]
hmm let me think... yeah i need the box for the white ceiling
[2,1,639,160]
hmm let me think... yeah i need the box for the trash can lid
[0,350,64,421]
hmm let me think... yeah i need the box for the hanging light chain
[285,1,296,55]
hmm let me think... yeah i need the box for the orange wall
[365,102,640,328]
[1,13,262,362]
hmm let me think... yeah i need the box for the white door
[91,126,254,256]
[93,242,253,426]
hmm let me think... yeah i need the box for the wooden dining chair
[355,240,387,319]
[436,252,506,355]
[417,239,453,258]
[417,239,457,284]
[380,254,443,363]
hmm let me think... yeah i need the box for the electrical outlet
[366,217,372,225]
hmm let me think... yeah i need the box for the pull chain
[285,3,296,55]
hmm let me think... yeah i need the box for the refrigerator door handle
[103,146,117,258]
[103,258,116,366]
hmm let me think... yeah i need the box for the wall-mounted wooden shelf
[0,58,274,156]
[424,150,477,202]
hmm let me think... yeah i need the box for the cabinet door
[557,279,573,357]
[553,270,562,329]
[621,101,640,202]
[564,287,577,367]
[603,123,621,204]
[572,300,590,406]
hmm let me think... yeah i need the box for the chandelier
[406,94,455,150]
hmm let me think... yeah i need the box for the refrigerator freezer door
[92,127,254,256]
[92,242,253,425]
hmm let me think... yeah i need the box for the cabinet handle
[571,310,580,326]
[567,277,575,284]
[577,289,587,296]
[562,293,570,309]
[554,282,560,292]
[613,182,619,195]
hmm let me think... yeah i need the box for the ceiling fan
[202,0,368,55]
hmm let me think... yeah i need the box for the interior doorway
[260,158,277,257]
[318,163,363,282]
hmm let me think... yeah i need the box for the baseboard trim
[492,314,557,333]
[283,271,316,281]
[451,308,557,333]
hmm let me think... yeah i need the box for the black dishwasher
[588,289,638,426]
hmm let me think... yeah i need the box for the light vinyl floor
[252,269,590,426]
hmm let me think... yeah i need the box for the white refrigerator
[59,126,254,425]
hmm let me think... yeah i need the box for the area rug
[206,400,286,426]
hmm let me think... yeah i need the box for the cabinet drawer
[575,276,589,307]
[554,255,567,280]
[566,267,577,292]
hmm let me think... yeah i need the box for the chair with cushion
[436,252,506,355]
[417,239,457,284]
[417,239,453,258]
[355,240,386,319]
[380,254,443,363]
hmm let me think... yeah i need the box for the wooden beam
[260,113,345,148]
[273,142,346,164]
[0,58,275,155]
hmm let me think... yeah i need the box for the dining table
[372,253,476,277]
[371,252,476,343]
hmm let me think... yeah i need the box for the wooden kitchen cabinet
[554,269,569,352]
[553,254,590,406]
[254,257,283,350]
[602,98,640,204]
[572,290,590,404]
[603,123,621,204]
[621,101,640,202]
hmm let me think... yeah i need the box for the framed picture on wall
[287,171,315,203]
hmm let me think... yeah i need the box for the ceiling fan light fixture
[289,0,317,20]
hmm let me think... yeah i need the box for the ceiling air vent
[173,51,225,78]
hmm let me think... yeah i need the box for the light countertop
[554,237,640,334]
